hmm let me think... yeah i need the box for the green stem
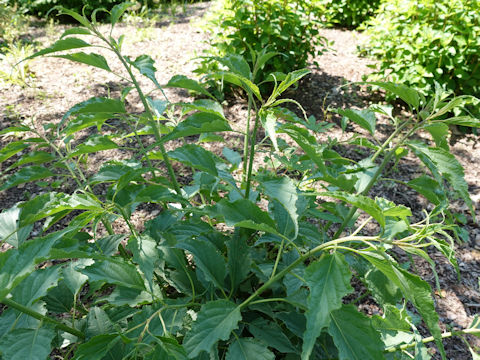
[245,103,260,199]
[243,96,253,186]
[2,298,85,339]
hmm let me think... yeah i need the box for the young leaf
[0,328,55,360]
[260,110,279,151]
[442,116,480,128]
[226,338,275,360]
[328,305,384,360]
[127,54,162,89]
[209,72,261,101]
[54,52,111,72]
[183,300,242,358]
[168,144,219,176]
[336,108,377,135]
[272,69,310,99]
[25,38,91,60]
[0,166,55,191]
[81,259,146,290]
[302,253,353,360]
[110,2,134,27]
[60,27,92,38]
[166,75,215,100]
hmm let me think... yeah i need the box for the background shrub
[195,0,328,96]
[361,0,480,99]
[318,0,382,29]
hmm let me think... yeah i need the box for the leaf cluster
[317,0,382,29]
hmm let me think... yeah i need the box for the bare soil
[1,3,479,359]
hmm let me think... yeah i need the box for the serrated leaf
[208,199,276,229]
[183,300,241,358]
[226,338,275,360]
[0,166,54,191]
[81,260,145,290]
[0,327,55,360]
[328,305,384,360]
[86,307,114,338]
[11,266,60,307]
[302,253,353,360]
[424,123,449,150]
[169,144,219,176]
[110,2,133,26]
[26,38,91,60]
[0,204,32,248]
[323,191,386,228]
[69,135,118,157]
[127,54,161,89]
[72,334,120,360]
[10,151,55,169]
[226,230,251,293]
[127,235,159,291]
[166,74,215,99]
[63,262,88,295]
[337,108,377,135]
[407,175,444,205]
[248,318,297,353]
[95,234,126,256]
[54,52,111,72]
[177,238,226,290]
[161,112,231,143]
[367,82,420,109]
[366,268,402,305]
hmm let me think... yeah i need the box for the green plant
[0,41,35,86]
[195,0,328,97]
[318,0,382,29]
[1,4,480,360]
[0,0,30,44]
[361,0,480,100]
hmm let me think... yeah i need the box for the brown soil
[1,3,479,359]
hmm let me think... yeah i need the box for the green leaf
[302,253,353,360]
[169,144,219,176]
[81,259,146,290]
[227,230,251,293]
[72,334,121,360]
[166,75,215,100]
[181,99,225,119]
[162,112,231,143]
[336,108,377,135]
[407,175,445,205]
[11,266,60,307]
[248,318,297,353]
[95,234,126,256]
[110,2,134,26]
[424,123,449,150]
[442,116,480,128]
[0,205,33,248]
[361,251,446,359]
[215,54,251,79]
[273,69,310,99]
[10,151,56,168]
[226,338,275,360]
[260,110,279,151]
[69,135,118,157]
[56,7,92,29]
[208,199,276,229]
[328,305,384,360]
[60,27,92,38]
[26,38,91,60]
[63,261,88,295]
[127,235,159,291]
[54,52,111,72]
[127,54,161,89]
[365,268,402,305]
[430,95,474,119]
[86,307,115,338]
[367,82,420,109]
[0,166,54,191]
[183,300,241,358]
[0,328,55,360]
[62,97,125,126]
[0,140,31,163]
[210,72,261,101]
[177,238,226,290]
[322,191,386,228]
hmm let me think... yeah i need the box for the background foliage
[318,0,381,29]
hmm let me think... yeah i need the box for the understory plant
[195,0,328,97]
[1,4,480,359]
[317,0,382,29]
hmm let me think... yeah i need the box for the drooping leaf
[161,112,231,143]
[365,268,402,305]
[26,38,91,60]
[0,205,33,248]
[328,305,384,360]
[54,52,111,72]
[406,175,445,205]
[169,144,219,176]
[60,27,92,38]
[0,327,55,360]
[61,97,125,127]
[183,300,241,358]
[0,166,54,191]
[72,334,120,360]
[81,259,146,290]
[226,338,275,360]
[442,116,480,128]
[62,261,89,295]
[302,253,353,360]
[181,99,226,120]
[69,135,118,157]
[424,123,449,150]
[0,140,31,163]
[176,238,226,290]
[337,108,377,135]
[166,75,215,99]
[127,54,161,89]
[367,82,421,109]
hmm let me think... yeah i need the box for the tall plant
[0,4,479,359]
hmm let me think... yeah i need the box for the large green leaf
[110,2,134,27]
[302,253,353,360]
[81,259,146,290]
[127,235,160,291]
[0,166,54,191]
[54,52,111,72]
[166,74,215,99]
[26,38,91,60]
[215,54,251,79]
[181,99,225,120]
[209,71,261,101]
[337,108,377,135]
[208,199,276,229]
[0,205,33,248]
[328,305,384,360]
[0,327,55,360]
[69,135,118,157]
[176,238,226,290]
[161,112,231,143]
[226,338,275,360]
[227,229,251,293]
[10,266,60,307]
[183,300,241,358]
[72,334,121,360]
[62,97,125,125]
[0,140,31,163]
[406,175,445,205]
[322,191,386,228]
[367,82,420,109]
[361,251,445,359]
[127,54,161,89]
[168,144,219,176]
[86,307,115,338]
[248,318,297,353]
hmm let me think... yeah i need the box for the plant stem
[2,298,85,339]
[245,102,260,199]
[243,95,253,186]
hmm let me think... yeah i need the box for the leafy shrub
[318,0,382,29]
[195,0,328,97]
[0,0,29,44]
[1,4,480,360]
[361,0,480,99]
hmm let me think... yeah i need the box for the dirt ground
[0,2,479,359]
